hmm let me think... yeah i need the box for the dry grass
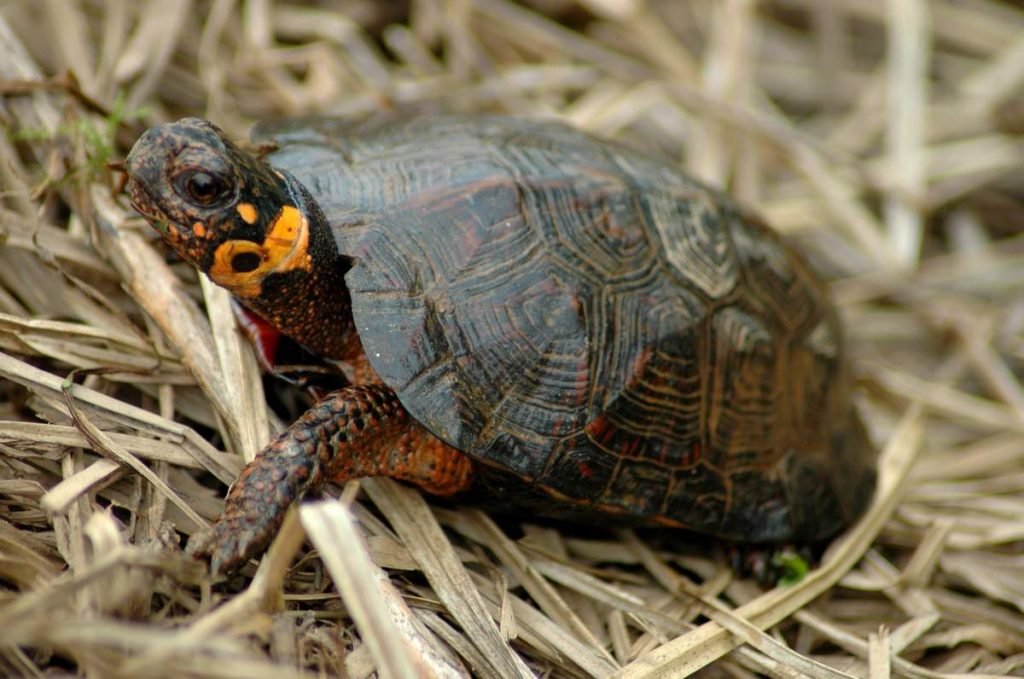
[1,1,1023,677]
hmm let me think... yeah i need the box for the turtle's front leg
[187,384,474,574]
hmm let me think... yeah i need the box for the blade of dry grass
[0,421,234,470]
[55,385,205,527]
[0,538,200,645]
[301,500,467,679]
[0,351,237,482]
[884,0,929,266]
[686,0,756,185]
[463,508,613,658]
[199,277,271,461]
[795,608,1009,679]
[613,406,923,677]
[40,457,122,514]
[871,367,1024,433]
[626,533,859,679]
[361,478,535,679]
[460,567,623,677]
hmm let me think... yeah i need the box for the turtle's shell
[256,115,875,543]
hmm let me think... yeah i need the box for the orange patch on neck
[236,202,257,224]
[209,205,313,298]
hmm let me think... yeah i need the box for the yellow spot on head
[236,202,258,224]
[209,204,312,298]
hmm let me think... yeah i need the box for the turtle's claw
[186,443,311,575]
[186,510,277,575]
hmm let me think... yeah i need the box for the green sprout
[12,89,149,184]
[772,550,810,586]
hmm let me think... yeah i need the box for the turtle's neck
[242,176,360,362]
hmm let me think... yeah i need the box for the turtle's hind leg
[187,384,474,574]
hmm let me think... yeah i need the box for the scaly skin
[126,119,475,573]
[187,384,473,574]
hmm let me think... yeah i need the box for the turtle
[125,114,876,574]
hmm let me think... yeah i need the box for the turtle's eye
[177,170,230,207]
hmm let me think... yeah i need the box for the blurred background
[1,1,1023,677]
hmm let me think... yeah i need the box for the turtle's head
[127,118,315,298]
[127,118,357,361]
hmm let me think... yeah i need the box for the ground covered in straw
[1,1,1023,677]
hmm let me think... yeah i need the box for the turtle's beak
[125,128,169,221]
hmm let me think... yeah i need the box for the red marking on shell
[585,414,613,445]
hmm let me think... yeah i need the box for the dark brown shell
[256,115,875,542]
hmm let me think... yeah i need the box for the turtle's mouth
[126,177,155,220]
[127,176,217,269]
[127,177,176,238]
